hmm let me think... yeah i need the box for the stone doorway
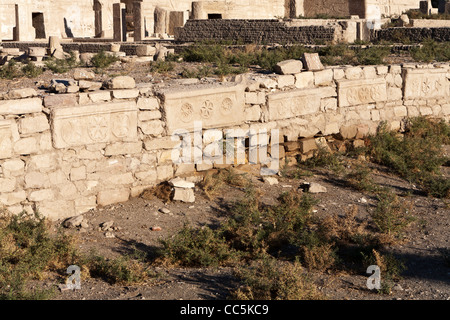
[32,12,46,39]
[208,14,222,19]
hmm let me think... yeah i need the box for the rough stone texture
[274,60,303,75]
[0,63,449,221]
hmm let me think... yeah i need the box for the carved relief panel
[161,84,245,134]
[337,78,387,107]
[51,102,138,149]
[267,88,322,121]
[403,68,449,100]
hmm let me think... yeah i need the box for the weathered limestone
[274,60,303,75]
[403,68,449,100]
[302,53,324,71]
[161,83,245,134]
[51,101,138,148]
[0,98,43,115]
[268,88,322,121]
[337,78,388,107]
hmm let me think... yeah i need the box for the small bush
[91,51,119,70]
[411,39,450,62]
[231,256,323,300]
[302,148,345,175]
[45,51,79,74]
[0,60,22,79]
[150,60,175,73]
[159,224,236,267]
[371,192,415,243]
[21,62,44,78]
[0,211,78,300]
[82,252,151,285]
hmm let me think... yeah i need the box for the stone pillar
[94,0,103,38]
[168,11,188,35]
[289,0,304,18]
[113,3,126,42]
[191,2,207,19]
[444,1,450,13]
[13,4,35,41]
[154,7,167,34]
[419,1,430,14]
[134,1,144,41]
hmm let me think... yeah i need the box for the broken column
[191,1,207,19]
[134,1,144,41]
[13,4,35,42]
[169,178,195,203]
[113,2,126,42]
[154,7,167,35]
[168,11,188,35]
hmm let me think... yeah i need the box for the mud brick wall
[0,63,449,221]
[174,19,337,44]
[373,27,450,42]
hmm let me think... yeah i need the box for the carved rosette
[200,100,214,119]
[180,103,194,123]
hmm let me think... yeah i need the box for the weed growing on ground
[45,51,79,74]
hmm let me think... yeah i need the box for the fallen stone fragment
[63,215,84,228]
[150,226,162,232]
[169,177,195,189]
[308,182,327,194]
[274,59,303,75]
[159,208,171,214]
[263,176,279,185]
[104,231,115,238]
[173,187,195,203]
[100,220,114,231]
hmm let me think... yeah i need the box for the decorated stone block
[403,68,449,100]
[161,83,245,134]
[51,101,138,149]
[337,78,387,107]
[267,88,322,121]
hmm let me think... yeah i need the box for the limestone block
[173,187,195,203]
[337,78,388,107]
[295,72,314,89]
[18,115,50,134]
[73,68,96,81]
[105,142,142,156]
[104,172,134,185]
[89,91,112,103]
[74,196,97,215]
[97,189,130,207]
[70,166,87,181]
[14,137,38,155]
[28,189,55,202]
[144,136,181,151]
[0,178,16,193]
[7,88,37,99]
[139,120,165,136]
[333,68,345,80]
[51,101,138,149]
[321,98,338,111]
[302,53,324,71]
[25,171,50,189]
[363,66,377,79]
[37,200,76,220]
[274,60,303,75]
[79,81,102,92]
[161,83,245,134]
[44,94,77,108]
[0,98,42,115]
[245,92,265,105]
[137,97,159,110]
[387,87,403,101]
[300,138,318,153]
[139,110,162,121]
[277,75,296,88]
[135,169,157,184]
[376,66,389,75]
[345,67,363,80]
[107,76,136,89]
[244,105,261,121]
[0,120,12,159]
[112,89,140,99]
[267,88,322,121]
[157,165,174,181]
[0,190,26,206]
[314,69,333,86]
[136,45,157,57]
[403,68,449,100]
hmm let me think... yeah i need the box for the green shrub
[367,118,450,198]
[45,51,79,74]
[0,60,22,79]
[21,62,44,78]
[0,211,78,300]
[150,60,175,73]
[231,256,323,300]
[91,50,119,70]
[411,39,450,62]
[159,224,236,267]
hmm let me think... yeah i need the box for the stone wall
[174,19,338,44]
[0,63,449,220]
[373,27,450,42]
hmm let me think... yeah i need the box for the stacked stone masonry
[174,19,337,44]
[0,63,449,220]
